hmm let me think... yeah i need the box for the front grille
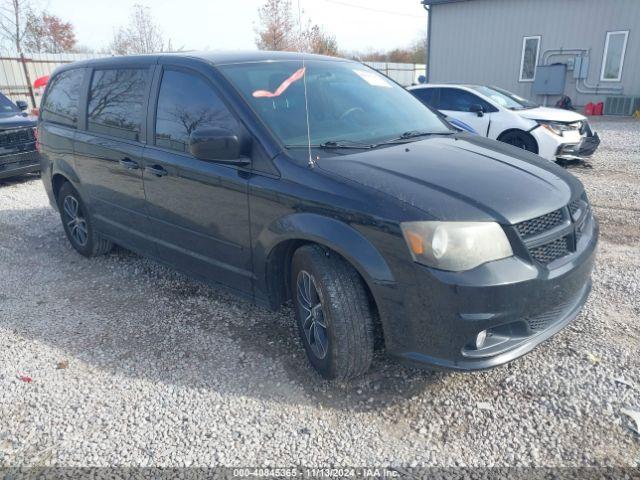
[514,209,565,238]
[0,127,36,148]
[569,192,589,220]
[529,236,570,264]
[514,192,592,267]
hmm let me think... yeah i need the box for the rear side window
[87,68,149,141]
[155,69,238,154]
[411,88,438,107]
[439,88,493,112]
[41,69,84,127]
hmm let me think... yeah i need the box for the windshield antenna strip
[297,0,315,168]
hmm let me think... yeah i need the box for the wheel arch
[51,173,69,202]
[51,162,81,203]
[496,128,539,154]
[258,213,395,311]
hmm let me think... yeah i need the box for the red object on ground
[33,75,49,89]
[584,102,595,115]
[17,373,32,383]
[252,67,306,98]
[594,102,604,115]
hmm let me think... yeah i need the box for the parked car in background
[0,92,39,180]
[39,53,597,380]
[408,84,600,162]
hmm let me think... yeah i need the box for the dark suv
[0,92,39,180]
[38,52,598,380]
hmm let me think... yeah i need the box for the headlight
[537,120,577,137]
[400,221,513,271]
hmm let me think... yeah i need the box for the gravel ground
[1,117,639,469]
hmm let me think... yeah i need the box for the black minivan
[38,52,598,380]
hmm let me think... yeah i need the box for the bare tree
[300,24,338,56]
[255,0,338,55]
[255,0,296,51]
[109,3,168,55]
[0,0,31,52]
[24,10,77,53]
[349,34,428,64]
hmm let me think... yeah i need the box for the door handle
[119,157,139,170]
[145,165,168,177]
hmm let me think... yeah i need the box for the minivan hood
[317,134,582,224]
[517,106,585,123]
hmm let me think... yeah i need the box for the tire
[57,182,112,257]
[291,245,375,380]
[498,130,538,153]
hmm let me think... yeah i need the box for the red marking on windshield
[252,67,306,98]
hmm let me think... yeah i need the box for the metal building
[422,0,640,113]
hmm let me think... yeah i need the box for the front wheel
[498,130,538,153]
[57,182,112,257]
[291,245,375,380]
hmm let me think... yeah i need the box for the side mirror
[189,127,250,166]
[16,100,28,111]
[469,104,484,117]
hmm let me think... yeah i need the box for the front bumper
[0,150,40,180]
[378,213,598,371]
[531,122,600,162]
[555,132,600,161]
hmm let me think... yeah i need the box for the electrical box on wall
[533,64,567,95]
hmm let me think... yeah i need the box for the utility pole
[19,53,37,108]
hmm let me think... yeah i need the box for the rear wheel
[498,130,538,153]
[291,245,375,380]
[57,182,112,257]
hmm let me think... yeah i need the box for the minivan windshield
[219,60,451,148]
[470,86,538,110]
[0,92,20,115]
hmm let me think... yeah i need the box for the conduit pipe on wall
[542,48,623,95]
[541,48,587,64]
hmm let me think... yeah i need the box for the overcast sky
[43,0,427,53]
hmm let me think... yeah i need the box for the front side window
[155,69,238,154]
[219,60,449,147]
[438,88,491,112]
[41,68,85,127]
[411,88,437,108]
[519,36,540,82]
[87,68,149,141]
[601,30,629,81]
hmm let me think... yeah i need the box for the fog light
[475,330,488,349]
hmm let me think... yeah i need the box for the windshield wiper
[285,132,454,151]
[377,130,455,146]
[285,141,374,150]
[319,140,375,149]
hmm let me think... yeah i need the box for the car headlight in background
[400,221,513,271]
[537,120,579,137]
